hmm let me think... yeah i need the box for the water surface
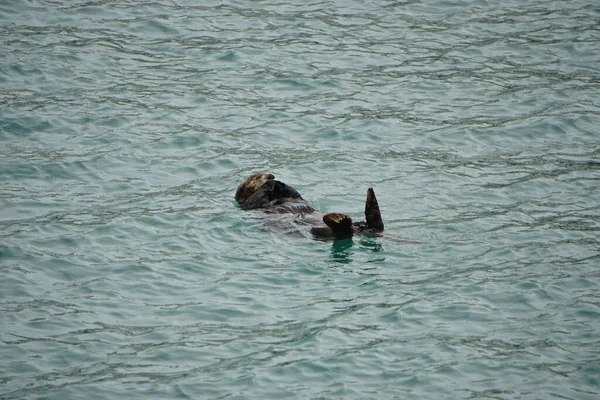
[1,0,599,399]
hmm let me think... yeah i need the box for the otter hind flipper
[323,213,354,239]
[365,188,384,232]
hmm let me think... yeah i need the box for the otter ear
[365,188,384,232]
[323,213,354,239]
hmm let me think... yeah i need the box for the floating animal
[235,172,415,242]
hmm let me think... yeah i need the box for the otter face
[235,172,275,205]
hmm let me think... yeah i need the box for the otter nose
[266,173,275,180]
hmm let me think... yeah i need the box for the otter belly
[264,201,316,214]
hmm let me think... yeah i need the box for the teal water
[1,0,599,398]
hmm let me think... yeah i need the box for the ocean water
[1,0,599,398]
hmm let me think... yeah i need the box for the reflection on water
[330,238,355,263]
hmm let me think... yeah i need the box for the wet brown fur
[235,172,384,240]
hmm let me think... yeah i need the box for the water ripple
[1,0,599,399]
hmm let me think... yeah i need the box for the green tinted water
[1,0,599,399]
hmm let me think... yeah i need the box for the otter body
[235,172,384,240]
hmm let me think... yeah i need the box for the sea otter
[235,172,386,240]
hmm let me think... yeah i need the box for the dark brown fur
[235,172,384,240]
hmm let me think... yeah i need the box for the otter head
[235,172,275,207]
